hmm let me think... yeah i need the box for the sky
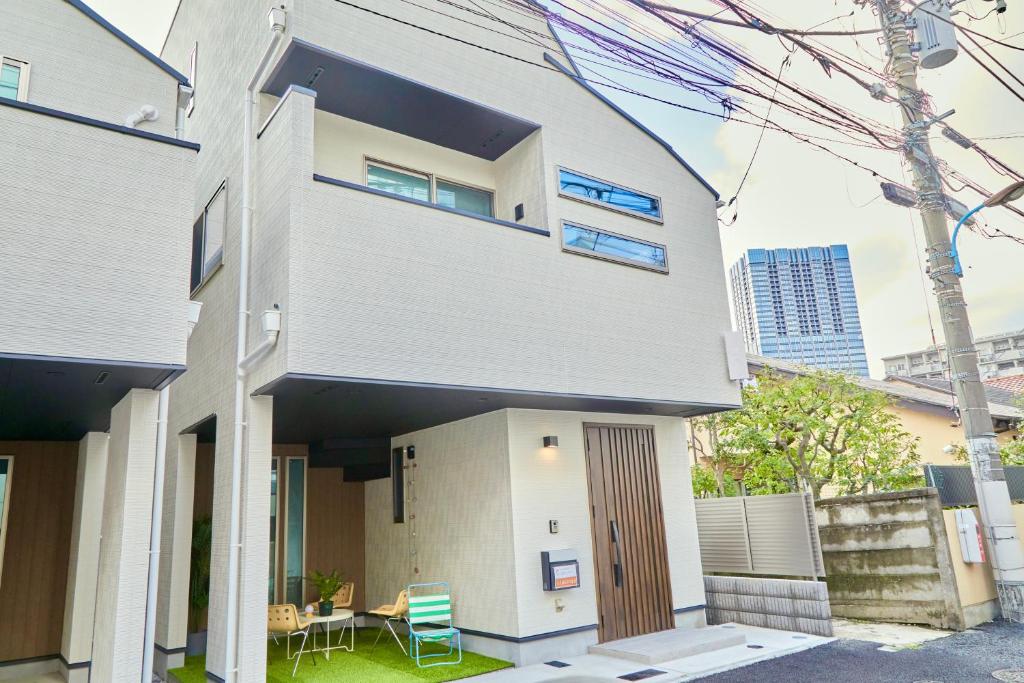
[89,0,1024,378]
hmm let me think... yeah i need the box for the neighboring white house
[882,328,1024,380]
[0,1,196,681]
[151,1,744,680]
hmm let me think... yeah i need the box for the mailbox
[541,549,580,591]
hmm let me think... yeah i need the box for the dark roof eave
[542,52,720,200]
[67,0,191,86]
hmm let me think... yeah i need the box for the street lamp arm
[950,202,985,277]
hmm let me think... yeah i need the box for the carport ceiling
[255,373,731,443]
[0,354,181,440]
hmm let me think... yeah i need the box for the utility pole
[869,0,1024,620]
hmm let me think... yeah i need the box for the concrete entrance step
[588,626,747,665]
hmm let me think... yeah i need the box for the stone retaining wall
[704,575,833,636]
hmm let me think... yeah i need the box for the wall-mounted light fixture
[543,436,559,448]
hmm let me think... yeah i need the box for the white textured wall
[0,0,178,136]
[92,390,159,683]
[0,106,195,365]
[275,0,737,406]
[365,411,520,636]
[506,410,704,638]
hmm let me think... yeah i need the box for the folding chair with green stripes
[405,582,462,668]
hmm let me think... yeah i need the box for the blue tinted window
[563,223,667,271]
[558,169,661,218]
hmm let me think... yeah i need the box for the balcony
[0,97,196,438]
[248,44,740,440]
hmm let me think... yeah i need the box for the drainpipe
[175,85,194,139]
[225,7,287,681]
[141,94,203,683]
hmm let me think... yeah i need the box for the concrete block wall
[815,488,966,630]
[704,576,832,637]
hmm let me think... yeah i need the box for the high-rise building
[730,244,869,376]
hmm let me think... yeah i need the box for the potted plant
[306,569,344,616]
[187,516,213,655]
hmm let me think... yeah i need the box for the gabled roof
[66,0,189,85]
[885,375,1021,408]
[746,354,1022,422]
[984,374,1024,397]
[542,52,720,200]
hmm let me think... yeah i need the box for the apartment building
[0,1,197,681]
[151,0,743,679]
[882,328,1024,380]
[730,245,869,377]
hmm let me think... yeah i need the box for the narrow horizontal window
[367,162,430,203]
[436,179,493,218]
[558,168,661,219]
[562,222,667,272]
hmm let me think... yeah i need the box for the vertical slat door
[585,424,674,643]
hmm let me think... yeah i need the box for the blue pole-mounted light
[949,180,1024,277]
[950,202,985,277]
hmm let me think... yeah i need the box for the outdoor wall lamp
[543,436,559,448]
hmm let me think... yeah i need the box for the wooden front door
[584,424,674,642]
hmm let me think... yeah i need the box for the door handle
[610,519,623,588]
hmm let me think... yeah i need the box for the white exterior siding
[0,105,194,365]
[367,410,519,636]
[506,410,703,638]
[0,0,179,138]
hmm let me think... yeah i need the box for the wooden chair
[369,589,409,654]
[267,604,317,676]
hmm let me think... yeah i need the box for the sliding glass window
[562,222,667,272]
[367,162,431,202]
[436,180,494,218]
[558,168,662,220]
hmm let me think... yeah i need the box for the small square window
[0,57,29,102]
[190,182,226,294]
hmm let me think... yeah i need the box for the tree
[952,394,1024,466]
[714,369,921,498]
[688,413,743,497]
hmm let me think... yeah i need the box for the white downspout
[141,89,201,683]
[225,8,287,681]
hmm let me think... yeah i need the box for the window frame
[434,176,495,218]
[0,57,30,102]
[364,157,497,219]
[186,43,197,117]
[561,220,669,273]
[190,180,227,296]
[556,166,663,223]
[0,456,13,593]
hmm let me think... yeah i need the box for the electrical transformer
[913,0,959,69]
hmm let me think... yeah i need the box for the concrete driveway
[698,620,1024,682]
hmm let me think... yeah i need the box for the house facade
[0,1,197,681]
[152,1,742,681]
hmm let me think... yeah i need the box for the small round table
[306,609,355,659]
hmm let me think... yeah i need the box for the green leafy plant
[305,569,345,604]
[690,369,922,498]
[189,516,213,633]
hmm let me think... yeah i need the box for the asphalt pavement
[698,620,1024,682]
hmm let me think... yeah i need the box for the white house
[0,1,196,681]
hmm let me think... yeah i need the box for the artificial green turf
[168,627,513,682]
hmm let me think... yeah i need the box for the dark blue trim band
[542,53,719,200]
[0,97,200,150]
[58,654,90,670]
[0,654,58,667]
[313,174,550,237]
[206,672,226,683]
[68,0,190,85]
[674,604,707,615]
[546,18,582,77]
[154,643,187,655]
